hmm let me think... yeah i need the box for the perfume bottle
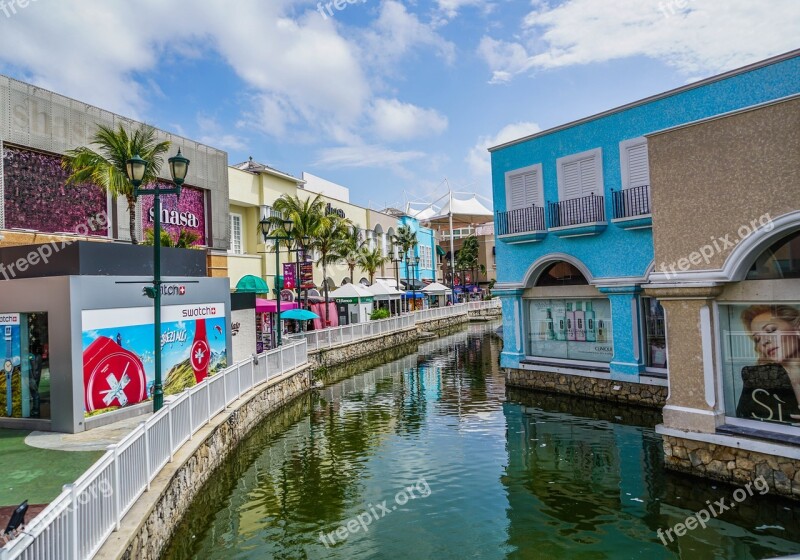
[575,302,586,341]
[190,319,212,384]
[566,303,576,341]
[545,308,555,341]
[585,301,597,342]
[554,305,567,341]
[597,319,606,343]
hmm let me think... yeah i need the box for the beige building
[645,95,800,498]
[227,160,399,293]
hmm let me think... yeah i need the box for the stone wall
[416,313,469,333]
[662,435,800,501]
[99,367,313,560]
[307,326,420,372]
[505,368,667,409]
[467,307,502,318]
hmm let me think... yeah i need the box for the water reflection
[164,323,800,560]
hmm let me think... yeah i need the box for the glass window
[719,303,800,428]
[535,262,589,287]
[642,298,667,370]
[747,231,800,280]
[1,312,50,419]
[229,213,243,255]
[524,298,614,363]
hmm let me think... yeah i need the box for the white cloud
[467,121,541,177]
[479,0,800,83]
[315,145,426,169]
[370,98,448,141]
[197,115,247,151]
[436,0,494,21]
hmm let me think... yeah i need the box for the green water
[164,323,800,560]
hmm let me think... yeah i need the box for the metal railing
[0,340,308,560]
[496,206,546,236]
[415,303,469,323]
[289,314,416,351]
[467,299,502,312]
[611,185,651,219]
[548,194,606,228]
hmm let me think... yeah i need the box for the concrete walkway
[25,414,152,452]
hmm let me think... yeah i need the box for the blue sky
[0,0,797,209]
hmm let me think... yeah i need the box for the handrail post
[143,421,151,490]
[110,444,121,530]
[167,402,174,462]
[67,483,79,559]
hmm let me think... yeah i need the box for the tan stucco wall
[648,96,800,272]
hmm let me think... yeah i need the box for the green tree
[310,215,351,324]
[392,224,418,288]
[357,247,389,284]
[455,235,485,287]
[268,193,326,260]
[62,124,170,245]
[332,223,366,283]
[142,227,201,248]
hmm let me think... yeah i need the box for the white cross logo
[194,346,206,364]
[101,365,130,407]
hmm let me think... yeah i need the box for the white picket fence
[0,340,308,560]
[467,299,502,312]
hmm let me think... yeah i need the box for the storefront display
[0,312,49,419]
[719,303,800,428]
[525,298,613,363]
[81,303,227,415]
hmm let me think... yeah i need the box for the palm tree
[62,124,170,245]
[269,193,326,260]
[455,235,486,289]
[392,224,418,288]
[333,224,365,283]
[310,215,351,325]
[357,247,389,284]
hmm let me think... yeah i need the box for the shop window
[642,297,667,370]
[535,262,589,287]
[746,230,800,280]
[1,312,50,419]
[524,298,614,363]
[719,303,800,428]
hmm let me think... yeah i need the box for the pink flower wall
[139,184,207,245]
[2,146,108,235]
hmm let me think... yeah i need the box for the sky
[0,0,797,211]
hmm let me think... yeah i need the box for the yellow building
[227,160,400,294]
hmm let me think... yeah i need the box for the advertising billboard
[140,184,207,245]
[720,303,800,428]
[81,303,227,415]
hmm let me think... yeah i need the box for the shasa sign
[283,263,296,290]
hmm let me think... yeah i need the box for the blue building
[398,215,437,285]
[491,52,800,391]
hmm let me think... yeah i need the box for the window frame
[619,137,650,191]
[504,163,544,211]
[229,212,244,255]
[556,147,603,201]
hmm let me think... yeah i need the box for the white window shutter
[562,161,582,199]
[626,143,649,189]
[523,170,540,206]
[579,157,598,196]
[508,174,526,210]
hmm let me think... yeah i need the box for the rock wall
[111,367,312,560]
[505,368,667,409]
[662,435,800,501]
[468,307,502,318]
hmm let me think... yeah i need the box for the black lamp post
[128,148,190,413]
[259,215,294,347]
[412,256,420,311]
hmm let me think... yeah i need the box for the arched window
[535,262,589,287]
[746,230,800,280]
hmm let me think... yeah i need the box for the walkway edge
[94,364,312,560]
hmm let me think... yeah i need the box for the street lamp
[259,215,294,347]
[412,256,421,311]
[128,148,190,413]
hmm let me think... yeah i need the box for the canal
[164,323,800,559]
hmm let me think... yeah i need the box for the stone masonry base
[504,368,667,408]
[662,435,800,501]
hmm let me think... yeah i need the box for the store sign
[283,263,296,290]
[526,299,614,363]
[325,203,346,218]
[81,303,227,415]
[720,303,800,427]
[335,297,374,304]
[0,314,20,325]
[140,184,206,245]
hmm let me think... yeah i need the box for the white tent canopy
[329,283,374,301]
[421,282,453,295]
[366,282,403,300]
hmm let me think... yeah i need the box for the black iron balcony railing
[496,205,546,236]
[547,193,605,228]
[612,185,651,219]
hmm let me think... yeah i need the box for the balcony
[547,194,607,238]
[496,205,547,244]
[611,185,652,230]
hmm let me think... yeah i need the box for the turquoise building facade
[490,52,800,383]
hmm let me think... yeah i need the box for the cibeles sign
[0,314,20,326]
[148,207,200,228]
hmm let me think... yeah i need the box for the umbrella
[280,309,320,321]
